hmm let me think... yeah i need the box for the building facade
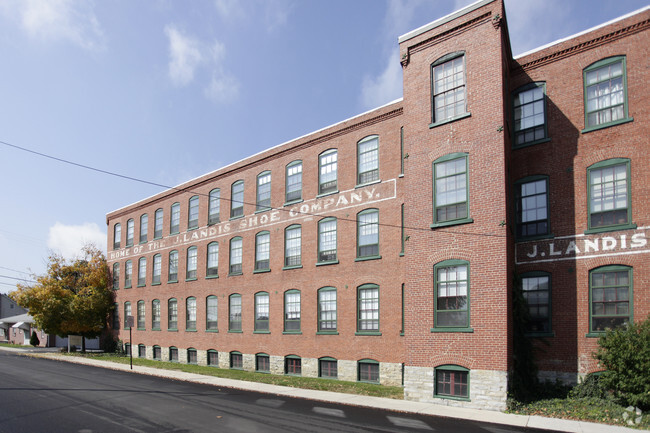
[107,0,649,411]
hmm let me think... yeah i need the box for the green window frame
[256,171,271,211]
[188,196,199,230]
[284,290,301,333]
[229,237,243,275]
[255,292,270,332]
[435,365,469,400]
[186,246,197,280]
[168,298,178,330]
[112,263,119,290]
[356,209,380,259]
[284,224,301,268]
[357,135,379,185]
[433,260,471,331]
[589,265,632,335]
[254,231,270,272]
[256,353,270,372]
[112,303,119,330]
[432,153,472,228]
[124,260,132,288]
[154,208,163,239]
[513,82,548,147]
[358,359,379,383]
[169,346,178,362]
[208,188,221,224]
[152,254,161,284]
[430,52,469,127]
[126,218,134,247]
[170,202,180,234]
[137,300,145,330]
[285,160,302,203]
[229,294,242,332]
[319,357,338,379]
[230,180,244,219]
[206,242,219,277]
[583,56,632,132]
[187,348,197,364]
[357,284,379,334]
[139,213,148,243]
[317,287,337,333]
[521,271,552,335]
[123,301,131,329]
[586,158,635,233]
[168,250,178,282]
[206,295,218,331]
[318,149,338,195]
[186,297,196,330]
[230,351,243,369]
[317,217,337,264]
[113,223,121,250]
[207,349,218,366]
[138,344,146,358]
[285,355,301,376]
[153,345,161,361]
[137,257,146,287]
[515,175,550,239]
[152,299,161,330]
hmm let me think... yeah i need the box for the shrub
[569,373,610,400]
[29,331,40,347]
[595,315,650,410]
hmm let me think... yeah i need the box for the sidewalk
[2,346,646,433]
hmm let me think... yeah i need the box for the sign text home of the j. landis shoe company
[108,180,395,261]
[515,226,649,264]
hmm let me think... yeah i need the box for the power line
[0,274,36,284]
[0,266,32,276]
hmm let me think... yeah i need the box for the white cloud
[165,25,204,87]
[264,0,292,32]
[360,49,403,110]
[0,0,105,51]
[204,73,240,103]
[47,222,106,260]
[214,0,246,20]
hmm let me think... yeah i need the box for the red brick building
[107,0,649,411]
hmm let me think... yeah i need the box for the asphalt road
[0,352,555,433]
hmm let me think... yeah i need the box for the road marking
[387,416,433,430]
[313,407,346,418]
[255,398,285,408]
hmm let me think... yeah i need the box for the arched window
[113,223,121,249]
[206,242,219,277]
[357,135,379,185]
[285,160,302,203]
[170,202,180,234]
[208,189,220,224]
[188,196,199,230]
[230,180,244,218]
[126,219,135,247]
[140,213,148,243]
[186,246,197,280]
[318,149,337,195]
[256,171,271,211]
[254,231,270,271]
[186,297,196,330]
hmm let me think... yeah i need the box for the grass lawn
[0,342,31,349]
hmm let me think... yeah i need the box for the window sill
[355,179,381,189]
[526,331,555,338]
[185,329,197,332]
[124,286,132,289]
[228,272,243,277]
[283,265,303,271]
[152,328,161,331]
[206,274,219,279]
[228,330,243,333]
[151,282,161,286]
[139,240,148,245]
[137,328,145,331]
[284,199,303,207]
[255,208,271,214]
[355,255,381,262]
[137,284,146,288]
[205,329,219,333]
[584,223,637,235]
[430,217,474,229]
[187,226,199,232]
[167,329,178,332]
[355,331,381,336]
[168,280,178,284]
[229,215,244,221]
[153,236,162,240]
[316,260,339,267]
[316,331,339,335]
[586,332,605,338]
[256,370,271,374]
[125,243,134,248]
[430,327,474,333]
[170,231,179,235]
[254,330,271,334]
[429,112,471,129]
[516,233,554,242]
[581,117,633,134]
[283,331,302,335]
[434,394,470,402]
[253,269,271,274]
[207,220,221,226]
[513,137,551,150]
[317,190,339,198]
[185,278,197,282]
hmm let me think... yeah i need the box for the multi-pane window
[231,181,244,218]
[137,301,145,329]
[207,350,218,366]
[590,266,632,333]
[188,196,199,230]
[124,260,132,288]
[319,358,338,379]
[513,83,546,146]
[125,344,131,356]
[318,287,337,332]
[206,296,218,330]
[256,354,270,372]
[256,171,271,211]
[138,344,146,358]
[230,351,243,369]
[140,214,148,243]
[432,54,466,123]
[433,154,469,225]
[255,231,270,271]
[255,292,270,332]
[318,218,337,263]
[357,135,379,184]
[209,189,220,224]
[124,302,131,329]
[522,273,551,334]
[113,303,120,330]
[229,294,242,331]
[207,242,219,277]
[284,290,300,332]
[154,208,163,238]
[152,254,162,284]
[168,250,178,282]
[435,367,469,398]
[186,246,197,280]
[168,298,178,330]
[186,297,196,330]
[126,219,134,247]
[113,223,121,249]
[152,299,161,330]
[285,356,301,375]
[588,159,631,230]
[357,285,379,332]
[319,149,338,195]
[187,348,197,364]
[169,347,178,362]
[434,260,469,329]
[229,237,243,275]
[137,257,146,286]
[357,209,379,258]
[170,203,180,234]
[112,263,119,290]
[516,177,549,238]
[284,225,301,267]
[285,161,302,202]
[153,346,161,360]
[584,57,629,129]
[358,360,379,383]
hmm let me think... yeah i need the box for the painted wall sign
[108,179,396,261]
[515,226,649,264]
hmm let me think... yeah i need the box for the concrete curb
[3,347,647,433]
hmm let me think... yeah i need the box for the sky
[0,0,647,294]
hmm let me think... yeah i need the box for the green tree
[10,245,113,352]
